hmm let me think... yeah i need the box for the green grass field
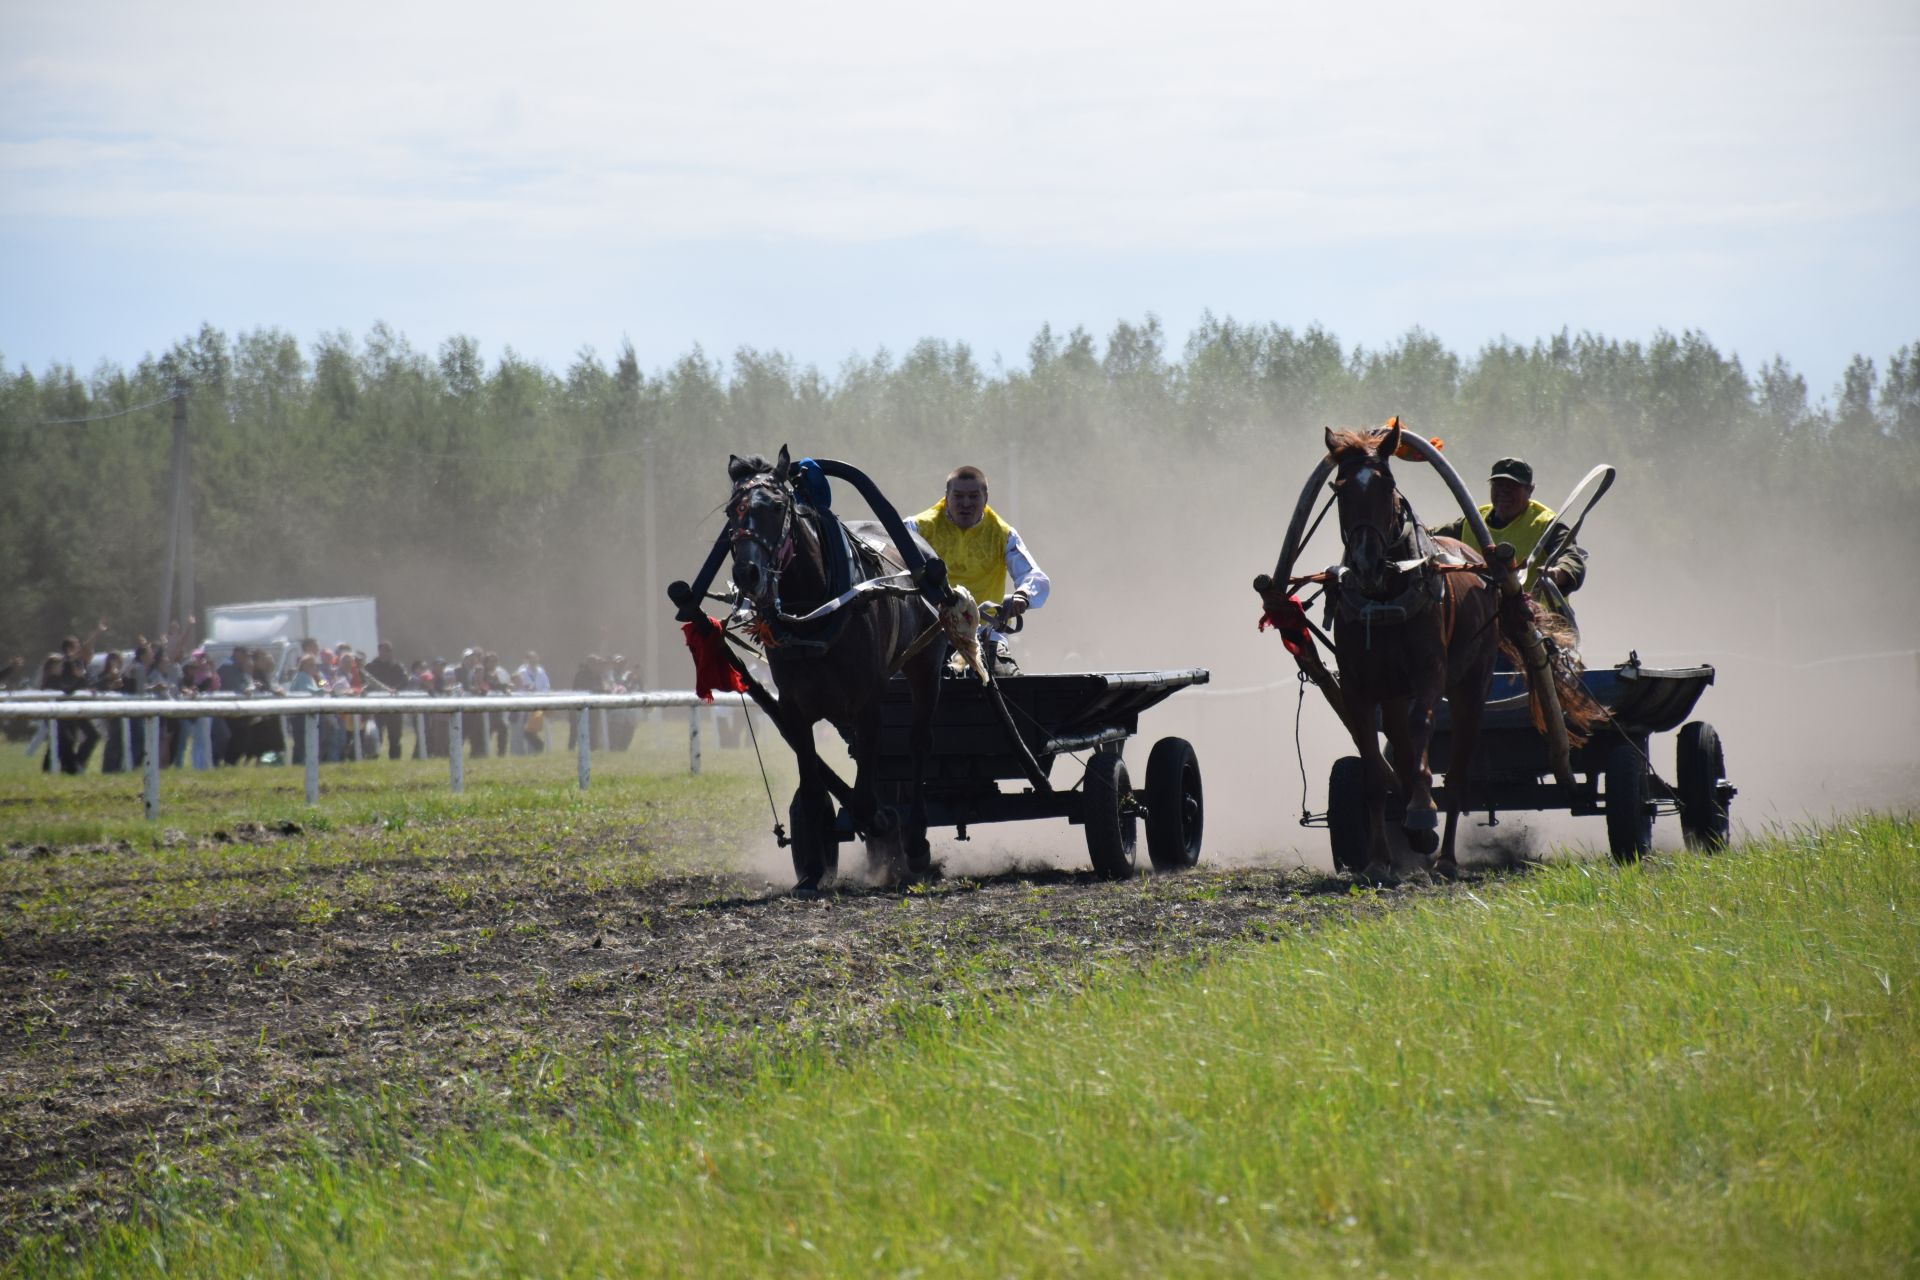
[0,713,770,850]
[19,816,1914,1278]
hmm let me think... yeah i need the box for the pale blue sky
[4,0,1915,398]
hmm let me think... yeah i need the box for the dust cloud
[719,426,1919,877]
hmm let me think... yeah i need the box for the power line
[351,439,653,464]
[26,393,179,427]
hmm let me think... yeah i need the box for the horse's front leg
[903,647,944,879]
[1383,693,1440,858]
[1342,692,1394,882]
[850,704,903,882]
[1434,675,1489,877]
[788,724,836,896]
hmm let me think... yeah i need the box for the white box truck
[203,597,379,679]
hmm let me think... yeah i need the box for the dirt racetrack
[0,813,1484,1251]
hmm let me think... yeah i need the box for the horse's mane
[1324,427,1392,461]
[728,453,777,483]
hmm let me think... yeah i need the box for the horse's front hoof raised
[1404,826,1439,856]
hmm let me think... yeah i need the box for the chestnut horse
[1322,422,1500,880]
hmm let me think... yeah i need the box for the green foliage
[3,320,1916,664]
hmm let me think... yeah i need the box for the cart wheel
[789,787,839,886]
[1083,751,1138,880]
[1603,741,1653,863]
[1144,737,1204,870]
[1676,721,1731,851]
[1328,756,1368,873]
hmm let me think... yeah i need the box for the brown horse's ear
[773,445,791,485]
[1323,426,1338,457]
[1378,419,1403,460]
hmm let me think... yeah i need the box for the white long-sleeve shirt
[992,526,1050,641]
[1004,527,1050,608]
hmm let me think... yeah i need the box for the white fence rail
[0,690,752,819]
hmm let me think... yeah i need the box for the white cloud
[3,0,1915,259]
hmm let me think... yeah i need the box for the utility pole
[1007,433,1022,520]
[156,380,191,638]
[642,432,660,695]
[178,382,195,631]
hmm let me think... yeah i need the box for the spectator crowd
[3,619,653,775]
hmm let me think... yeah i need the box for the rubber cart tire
[1328,756,1368,873]
[1083,750,1138,880]
[1604,741,1653,863]
[1144,737,1204,870]
[1676,721,1731,851]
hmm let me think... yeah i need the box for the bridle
[1334,457,1412,572]
[730,476,797,602]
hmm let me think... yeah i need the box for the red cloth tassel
[682,616,749,701]
[1258,594,1313,658]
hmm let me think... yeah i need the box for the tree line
[2,317,1915,673]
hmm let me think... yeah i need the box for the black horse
[726,447,949,892]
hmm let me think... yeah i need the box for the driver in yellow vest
[912,465,1050,675]
[1429,455,1587,615]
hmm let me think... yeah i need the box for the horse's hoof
[791,885,824,901]
[1431,858,1460,882]
[1357,862,1399,888]
[1404,826,1439,856]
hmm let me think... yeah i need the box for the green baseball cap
[1489,457,1533,485]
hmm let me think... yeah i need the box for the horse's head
[1326,420,1407,592]
[725,446,798,610]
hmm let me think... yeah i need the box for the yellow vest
[1480,500,1559,588]
[913,499,1013,606]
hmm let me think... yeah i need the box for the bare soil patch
[2,827,1479,1250]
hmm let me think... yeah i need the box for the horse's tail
[1496,596,1607,748]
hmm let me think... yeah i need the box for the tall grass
[33,818,1915,1277]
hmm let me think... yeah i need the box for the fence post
[43,719,54,768]
[304,717,320,804]
[577,707,591,791]
[351,714,363,762]
[143,718,161,819]
[193,717,212,770]
[120,717,132,769]
[688,705,701,775]
[414,713,427,760]
[450,711,464,793]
